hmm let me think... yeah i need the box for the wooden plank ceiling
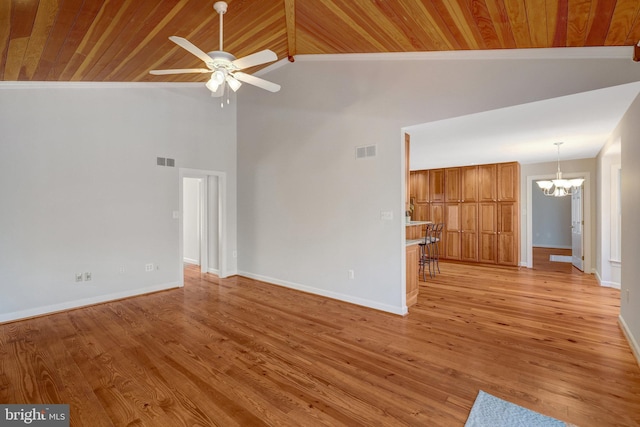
[1,0,639,83]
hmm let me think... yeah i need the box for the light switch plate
[380,211,393,220]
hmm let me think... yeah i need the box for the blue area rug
[465,391,576,427]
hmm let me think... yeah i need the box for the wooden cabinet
[461,166,478,202]
[479,164,497,202]
[411,170,429,203]
[429,169,445,203]
[497,202,519,266]
[497,162,519,202]
[479,202,497,263]
[446,202,478,262]
[444,204,461,260]
[445,168,461,203]
[430,203,444,255]
[460,203,478,262]
[406,244,419,306]
[412,162,519,267]
[412,202,430,221]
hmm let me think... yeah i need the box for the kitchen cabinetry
[411,170,429,203]
[461,166,478,202]
[445,201,479,262]
[497,162,518,202]
[411,162,519,267]
[479,164,497,202]
[406,244,419,306]
[444,203,460,259]
[479,203,497,263]
[445,168,461,203]
[497,202,519,265]
[460,203,478,262]
[429,169,445,203]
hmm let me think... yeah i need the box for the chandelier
[536,142,584,197]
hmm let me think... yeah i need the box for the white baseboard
[594,270,621,289]
[207,268,220,275]
[183,258,199,265]
[0,282,181,324]
[619,315,640,368]
[237,270,407,316]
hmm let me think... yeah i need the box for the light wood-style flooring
[1,263,639,426]
[533,246,579,274]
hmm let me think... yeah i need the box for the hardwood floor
[532,246,581,274]
[1,263,639,426]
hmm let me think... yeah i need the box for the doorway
[179,169,228,285]
[526,172,590,273]
[183,177,203,267]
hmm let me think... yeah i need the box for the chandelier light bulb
[535,142,584,197]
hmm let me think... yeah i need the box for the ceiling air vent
[356,144,377,159]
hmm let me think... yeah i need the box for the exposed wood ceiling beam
[284,0,296,62]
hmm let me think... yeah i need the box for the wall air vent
[356,144,377,159]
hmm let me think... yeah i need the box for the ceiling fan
[150,1,281,97]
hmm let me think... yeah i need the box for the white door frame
[179,168,228,285]
[571,186,584,271]
[526,172,591,273]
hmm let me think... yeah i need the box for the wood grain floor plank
[1,262,639,426]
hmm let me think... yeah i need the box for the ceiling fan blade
[234,72,281,93]
[169,36,212,64]
[232,50,278,70]
[149,68,212,75]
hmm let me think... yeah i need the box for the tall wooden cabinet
[411,162,520,267]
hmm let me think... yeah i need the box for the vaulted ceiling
[2,0,640,83]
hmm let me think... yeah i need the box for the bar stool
[418,223,436,280]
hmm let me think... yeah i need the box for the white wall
[238,53,640,314]
[0,83,237,322]
[596,138,621,288]
[532,185,572,248]
[183,177,201,264]
[619,94,640,364]
[208,175,220,272]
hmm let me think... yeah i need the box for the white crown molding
[255,46,634,77]
[295,46,634,62]
[2,46,633,85]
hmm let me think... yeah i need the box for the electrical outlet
[232,250,237,258]
[75,273,83,282]
[348,269,355,280]
[84,272,92,281]
[145,263,154,272]
[118,266,125,273]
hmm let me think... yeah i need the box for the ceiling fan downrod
[213,1,227,52]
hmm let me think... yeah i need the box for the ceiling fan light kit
[536,142,584,197]
[149,1,280,102]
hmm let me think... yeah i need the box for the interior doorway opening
[179,169,227,285]
[527,172,589,274]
